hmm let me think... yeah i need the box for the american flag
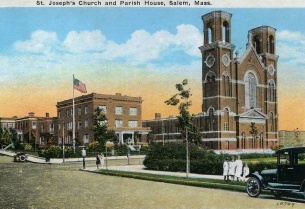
[73,78,87,93]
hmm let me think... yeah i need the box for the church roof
[237,43,266,70]
[239,108,268,120]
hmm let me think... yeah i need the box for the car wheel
[19,155,26,162]
[246,177,261,197]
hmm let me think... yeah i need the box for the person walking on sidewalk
[100,153,105,167]
[223,157,229,181]
[96,154,101,169]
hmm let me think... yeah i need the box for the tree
[0,128,13,145]
[249,122,258,149]
[165,79,202,176]
[165,79,192,137]
[92,107,117,151]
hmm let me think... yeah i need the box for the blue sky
[0,7,305,130]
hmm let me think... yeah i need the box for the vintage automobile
[246,147,305,199]
[13,152,28,162]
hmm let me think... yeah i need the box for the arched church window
[269,35,274,54]
[268,80,276,102]
[245,72,257,109]
[207,22,213,43]
[270,112,275,132]
[208,108,215,131]
[205,72,216,97]
[222,21,229,43]
[241,132,246,149]
[223,75,230,96]
[260,132,264,149]
[254,35,261,54]
[224,108,229,131]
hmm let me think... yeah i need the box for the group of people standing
[223,155,249,182]
[96,153,105,169]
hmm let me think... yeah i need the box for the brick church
[143,10,279,152]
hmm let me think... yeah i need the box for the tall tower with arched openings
[199,11,279,152]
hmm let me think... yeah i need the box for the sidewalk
[82,164,227,180]
[0,149,145,164]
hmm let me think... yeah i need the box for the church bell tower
[199,11,236,150]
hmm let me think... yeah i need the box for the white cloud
[62,30,107,53]
[277,30,305,65]
[101,24,201,64]
[13,30,59,54]
[277,30,305,41]
[12,25,201,66]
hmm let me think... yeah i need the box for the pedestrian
[235,155,243,181]
[100,153,105,167]
[223,157,229,181]
[242,163,250,182]
[228,156,236,181]
[96,154,101,169]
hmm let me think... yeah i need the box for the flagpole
[73,75,76,153]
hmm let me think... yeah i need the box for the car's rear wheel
[19,155,26,162]
[246,177,261,197]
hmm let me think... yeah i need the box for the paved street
[1,155,304,209]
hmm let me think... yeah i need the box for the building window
[85,106,88,114]
[129,107,137,116]
[223,75,230,96]
[84,120,88,128]
[78,121,82,129]
[270,112,275,132]
[41,124,44,132]
[115,120,123,128]
[208,108,215,131]
[78,106,82,115]
[83,134,89,144]
[245,72,257,109]
[254,35,261,54]
[268,80,276,102]
[99,105,107,114]
[269,35,274,54]
[207,22,213,43]
[205,72,216,97]
[32,122,37,129]
[67,122,72,130]
[115,106,123,115]
[59,124,61,130]
[128,120,138,128]
[222,21,229,43]
[241,132,246,149]
[224,108,229,131]
[58,111,61,118]
[224,122,228,131]
[50,124,54,132]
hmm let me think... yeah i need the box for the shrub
[144,143,224,175]
[247,160,277,173]
[88,141,100,152]
[24,144,32,151]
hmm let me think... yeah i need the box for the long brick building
[56,93,150,146]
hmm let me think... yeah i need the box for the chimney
[46,113,50,118]
[155,113,161,120]
[28,112,35,117]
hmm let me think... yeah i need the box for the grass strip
[93,169,248,193]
